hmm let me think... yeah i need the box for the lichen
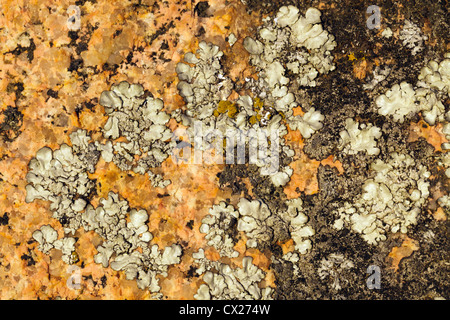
[317,253,355,291]
[194,256,273,300]
[399,20,428,56]
[99,81,174,188]
[334,152,430,245]
[19,1,449,301]
[26,85,181,293]
[199,201,240,258]
[338,118,382,156]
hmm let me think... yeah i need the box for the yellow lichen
[253,97,264,111]
[216,100,238,119]
[70,251,79,263]
[217,100,231,113]
[249,115,258,125]
[227,104,238,118]
[348,52,357,61]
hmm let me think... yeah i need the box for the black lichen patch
[195,26,206,38]
[217,164,250,196]
[160,40,170,50]
[6,82,25,101]
[0,106,24,143]
[100,275,107,288]
[68,30,80,46]
[75,0,97,6]
[194,1,212,18]
[186,265,198,279]
[75,41,89,55]
[157,193,170,198]
[0,213,9,226]
[406,137,436,167]
[102,62,120,73]
[315,165,366,207]
[84,99,97,111]
[46,89,59,99]
[21,252,36,267]
[68,56,84,73]
[186,220,194,230]
[7,36,36,62]
[147,20,176,45]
